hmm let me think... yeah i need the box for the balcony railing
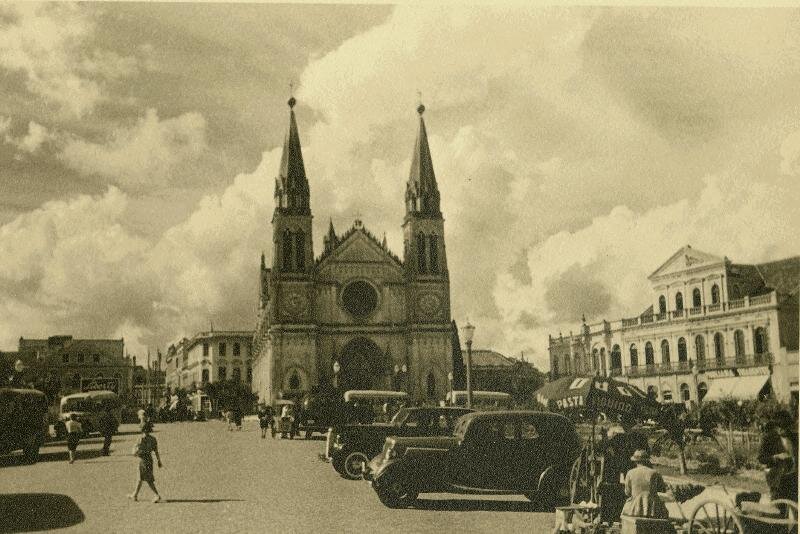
[623,354,770,377]
[619,292,775,331]
[696,353,773,371]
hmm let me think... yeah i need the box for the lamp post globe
[332,361,341,389]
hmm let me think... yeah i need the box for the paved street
[0,421,553,534]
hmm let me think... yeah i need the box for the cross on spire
[288,80,297,108]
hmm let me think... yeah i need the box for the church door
[338,337,388,391]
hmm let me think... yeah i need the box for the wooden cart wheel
[770,499,798,534]
[689,499,744,534]
[569,449,590,504]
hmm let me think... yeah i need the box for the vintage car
[328,406,473,480]
[365,411,581,510]
[322,390,410,462]
[445,390,513,410]
[55,390,120,437]
[0,387,49,463]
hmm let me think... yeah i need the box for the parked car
[322,390,410,462]
[365,411,581,510]
[0,387,48,463]
[298,392,346,439]
[328,406,473,480]
[445,390,513,410]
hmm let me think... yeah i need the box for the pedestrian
[98,407,118,456]
[233,407,243,431]
[65,413,82,464]
[128,422,163,503]
[225,409,233,431]
[257,404,272,439]
[621,449,669,519]
[758,410,798,502]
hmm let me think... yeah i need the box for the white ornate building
[164,331,252,391]
[251,99,454,404]
[548,246,799,407]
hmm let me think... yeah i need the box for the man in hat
[621,449,669,519]
[758,410,798,502]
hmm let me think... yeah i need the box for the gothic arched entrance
[338,337,388,391]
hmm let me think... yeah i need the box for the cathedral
[251,97,455,404]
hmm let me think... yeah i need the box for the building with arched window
[548,245,799,406]
[164,331,252,393]
[250,100,454,405]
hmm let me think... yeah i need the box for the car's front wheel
[374,480,417,508]
[342,450,370,480]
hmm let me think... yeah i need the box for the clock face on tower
[283,291,308,318]
[417,292,442,319]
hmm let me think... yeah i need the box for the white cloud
[493,173,800,368]
[59,109,208,187]
[1,118,52,155]
[0,3,137,117]
[780,129,800,176]
[1,5,799,371]
[16,121,52,153]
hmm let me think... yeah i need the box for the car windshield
[62,398,94,412]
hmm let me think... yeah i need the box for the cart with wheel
[688,496,797,534]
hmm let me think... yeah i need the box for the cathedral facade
[251,98,454,404]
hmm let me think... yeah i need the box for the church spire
[274,96,310,215]
[323,218,338,253]
[405,102,441,218]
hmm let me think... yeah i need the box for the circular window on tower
[341,280,379,318]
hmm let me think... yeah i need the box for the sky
[1,3,799,370]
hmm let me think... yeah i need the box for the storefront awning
[703,374,770,401]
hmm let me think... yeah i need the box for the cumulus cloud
[59,109,208,188]
[781,129,800,176]
[0,3,137,117]
[1,5,799,369]
[494,173,800,367]
[3,120,53,155]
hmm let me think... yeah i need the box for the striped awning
[703,374,770,401]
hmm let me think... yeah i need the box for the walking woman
[65,413,82,464]
[128,422,163,503]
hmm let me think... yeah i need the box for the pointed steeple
[405,102,441,218]
[274,96,310,215]
[323,218,338,253]
[260,252,266,270]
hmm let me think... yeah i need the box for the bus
[56,390,121,437]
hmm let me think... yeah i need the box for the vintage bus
[56,390,121,437]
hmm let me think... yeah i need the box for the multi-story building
[3,335,134,398]
[548,246,799,407]
[164,331,252,391]
[251,98,454,405]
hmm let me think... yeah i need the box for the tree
[205,380,257,414]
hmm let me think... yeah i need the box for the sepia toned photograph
[0,2,798,533]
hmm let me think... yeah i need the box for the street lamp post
[447,371,453,405]
[332,361,341,390]
[461,321,476,409]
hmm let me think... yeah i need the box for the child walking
[65,413,82,464]
[128,422,163,503]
